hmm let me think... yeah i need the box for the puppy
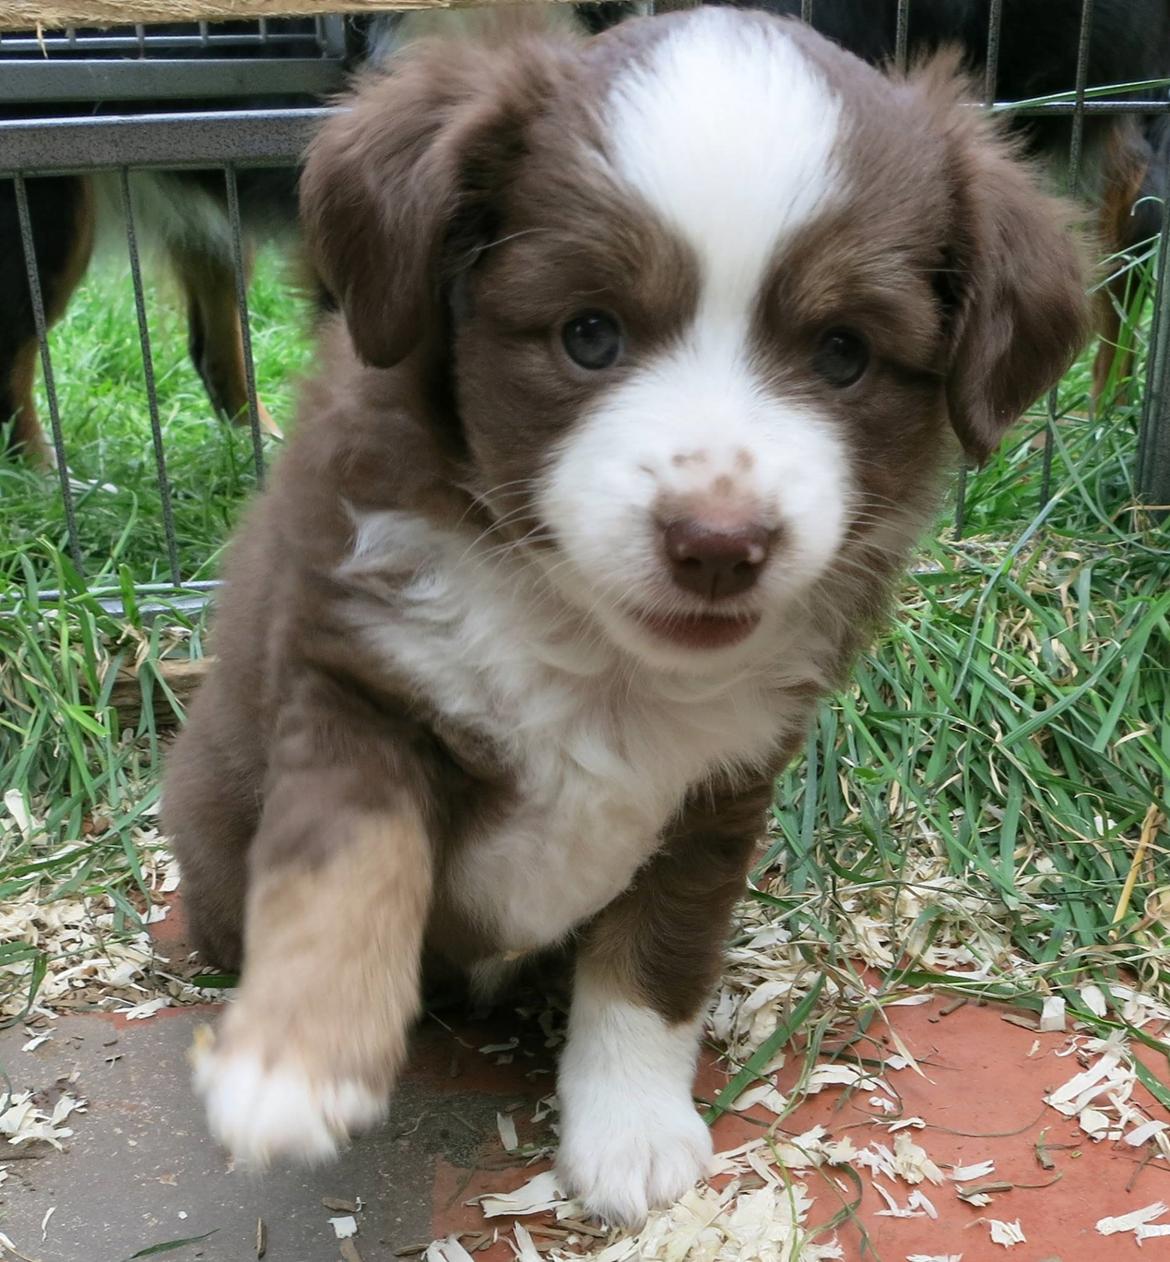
[163,6,1088,1227]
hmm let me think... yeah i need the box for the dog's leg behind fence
[1,174,92,472]
[169,239,277,442]
[10,174,87,572]
[223,164,267,483]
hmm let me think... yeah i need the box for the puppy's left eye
[813,328,869,388]
[562,311,624,370]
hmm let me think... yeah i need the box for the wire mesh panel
[0,15,343,53]
[0,16,342,604]
[0,2,1166,613]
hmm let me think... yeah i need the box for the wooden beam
[0,0,572,33]
[106,656,212,729]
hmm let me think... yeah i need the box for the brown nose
[663,519,772,600]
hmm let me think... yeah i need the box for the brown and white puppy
[163,6,1088,1228]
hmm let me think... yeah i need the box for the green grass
[0,245,1167,1089]
[0,246,312,586]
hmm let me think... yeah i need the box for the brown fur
[164,9,1088,1162]
[585,772,781,1026]
[214,810,431,1091]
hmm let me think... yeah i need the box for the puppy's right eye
[813,328,869,388]
[562,311,623,370]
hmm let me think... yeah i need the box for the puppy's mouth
[631,607,762,650]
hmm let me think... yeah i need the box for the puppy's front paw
[194,1045,387,1166]
[557,1090,713,1229]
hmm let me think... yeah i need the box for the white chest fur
[342,511,822,952]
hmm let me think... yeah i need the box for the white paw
[557,1092,714,1228]
[195,1049,387,1166]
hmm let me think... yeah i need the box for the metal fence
[1,0,1167,612]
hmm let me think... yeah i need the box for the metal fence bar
[953,464,969,537]
[318,14,347,58]
[953,0,1005,539]
[1066,0,1096,200]
[894,0,911,75]
[0,32,321,51]
[0,59,346,103]
[1138,172,1170,508]
[11,174,83,573]
[800,0,813,24]
[0,108,328,175]
[118,166,182,587]
[223,164,266,484]
[6,100,1167,181]
[983,0,1004,109]
[1040,0,1096,507]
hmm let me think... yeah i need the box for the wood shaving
[1038,996,1065,1032]
[950,1160,995,1181]
[512,1224,543,1262]
[123,996,170,1020]
[986,1219,1025,1247]
[475,1170,566,1218]
[0,1091,86,1149]
[425,1238,476,1262]
[0,832,219,1025]
[583,1181,843,1262]
[497,1112,519,1152]
[1079,984,1107,1017]
[1096,1201,1170,1236]
[728,1081,787,1114]
[1125,1119,1169,1147]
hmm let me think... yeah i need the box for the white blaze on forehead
[605,9,844,314]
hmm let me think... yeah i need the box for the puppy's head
[303,9,1089,673]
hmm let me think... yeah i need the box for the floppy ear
[300,36,567,369]
[928,79,1092,464]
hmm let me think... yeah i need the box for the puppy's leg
[1,340,47,464]
[1092,120,1154,404]
[162,697,255,972]
[196,765,432,1165]
[170,243,280,437]
[0,175,93,462]
[556,779,770,1227]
